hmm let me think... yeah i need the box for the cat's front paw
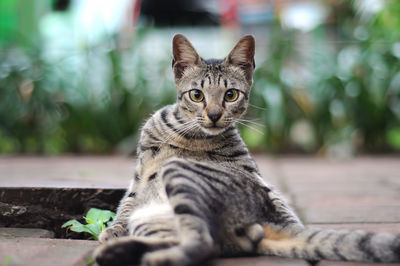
[95,236,180,266]
[98,224,126,243]
[95,237,147,266]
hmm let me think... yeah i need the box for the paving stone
[308,223,400,233]
[0,156,134,188]
[274,157,400,224]
[318,261,400,266]
[0,227,54,238]
[254,155,281,188]
[0,237,97,266]
[302,206,400,224]
[213,256,309,266]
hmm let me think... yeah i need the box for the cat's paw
[141,247,186,266]
[95,236,180,266]
[98,224,126,243]
[95,237,147,266]
[234,223,264,253]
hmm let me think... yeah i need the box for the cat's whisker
[248,103,268,111]
[175,123,197,136]
[159,120,199,145]
[235,121,265,135]
[239,117,262,122]
[236,118,265,128]
[175,122,200,140]
[180,124,199,139]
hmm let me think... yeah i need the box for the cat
[94,34,400,266]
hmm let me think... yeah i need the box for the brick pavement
[272,157,400,225]
[0,156,399,266]
[0,236,97,266]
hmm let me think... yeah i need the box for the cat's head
[172,34,255,136]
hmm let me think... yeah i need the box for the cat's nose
[207,111,222,123]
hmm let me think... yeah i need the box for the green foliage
[86,257,95,265]
[2,256,11,266]
[0,32,176,154]
[386,127,400,150]
[248,2,400,153]
[62,208,116,240]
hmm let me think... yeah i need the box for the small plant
[62,208,115,240]
[3,256,11,266]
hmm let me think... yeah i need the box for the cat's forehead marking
[205,64,222,72]
[199,59,228,89]
[186,58,245,91]
[207,75,212,85]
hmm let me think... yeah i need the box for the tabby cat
[94,34,400,266]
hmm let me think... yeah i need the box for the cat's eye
[189,89,204,102]
[224,89,239,102]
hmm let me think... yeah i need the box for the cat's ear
[224,35,255,83]
[172,34,202,80]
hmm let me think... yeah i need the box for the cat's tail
[258,226,400,262]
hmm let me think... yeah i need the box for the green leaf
[84,222,102,240]
[85,208,116,224]
[61,208,116,240]
[62,219,80,228]
[101,218,105,231]
[87,256,95,265]
[84,217,96,224]
[61,220,87,233]
[3,256,11,266]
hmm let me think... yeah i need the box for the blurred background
[0,0,399,157]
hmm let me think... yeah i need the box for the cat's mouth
[201,124,229,135]
[197,117,234,136]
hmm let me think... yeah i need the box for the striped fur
[95,34,400,266]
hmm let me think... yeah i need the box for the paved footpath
[0,156,399,266]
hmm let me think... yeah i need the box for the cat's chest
[137,143,194,180]
[139,142,231,182]
[137,145,175,181]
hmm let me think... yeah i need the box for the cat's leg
[221,176,303,256]
[215,172,303,256]
[253,184,321,262]
[98,179,137,243]
[141,158,219,266]
[95,236,179,266]
[261,180,304,228]
[95,209,179,266]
